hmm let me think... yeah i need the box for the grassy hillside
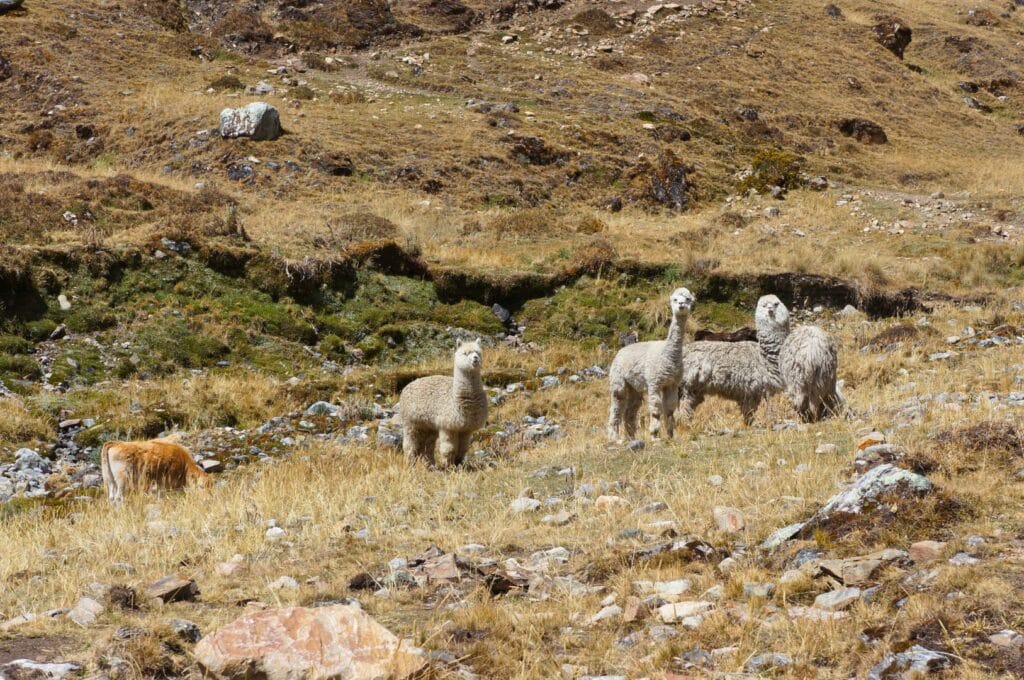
[1,0,1024,678]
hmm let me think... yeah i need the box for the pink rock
[713,506,745,533]
[195,605,425,680]
[909,540,946,563]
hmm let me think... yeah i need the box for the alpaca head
[454,339,483,373]
[670,287,696,317]
[755,295,790,331]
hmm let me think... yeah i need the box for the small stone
[589,604,623,625]
[511,497,542,513]
[815,443,837,455]
[541,510,576,526]
[57,294,72,310]
[779,569,806,587]
[168,618,202,643]
[146,575,199,603]
[910,540,946,563]
[814,586,861,611]
[717,557,738,574]
[708,474,724,486]
[68,596,104,626]
[948,552,980,566]
[594,495,630,511]
[989,629,1024,649]
[743,582,775,599]
[622,596,645,623]
[637,501,667,514]
[746,653,793,673]
[856,432,886,450]
[266,527,286,541]
[656,600,714,623]
[713,506,745,532]
[269,576,299,591]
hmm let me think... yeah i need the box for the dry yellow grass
[3,303,1024,677]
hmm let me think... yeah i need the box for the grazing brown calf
[100,438,212,504]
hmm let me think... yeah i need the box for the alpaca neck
[453,366,483,398]
[757,318,789,364]
[663,313,688,360]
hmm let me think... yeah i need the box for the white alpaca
[607,287,695,442]
[677,295,788,426]
[754,295,844,422]
[779,323,843,423]
[399,339,488,467]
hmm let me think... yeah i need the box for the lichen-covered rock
[194,605,424,680]
[813,464,932,519]
[868,645,955,678]
[219,103,282,141]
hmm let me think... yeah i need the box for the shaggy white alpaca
[607,287,695,442]
[399,339,488,467]
[676,295,788,426]
[779,324,843,422]
[755,295,844,422]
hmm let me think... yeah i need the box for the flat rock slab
[0,659,83,680]
[146,575,199,603]
[194,604,424,680]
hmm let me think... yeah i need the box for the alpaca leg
[647,389,664,439]
[741,397,761,426]
[676,388,702,423]
[607,390,625,442]
[421,429,439,465]
[451,432,472,466]
[623,393,642,440]
[438,430,458,469]
[402,426,420,464]
[662,387,679,440]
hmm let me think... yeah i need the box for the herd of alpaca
[100,291,843,500]
[608,290,843,443]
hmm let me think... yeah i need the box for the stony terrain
[1,0,1024,678]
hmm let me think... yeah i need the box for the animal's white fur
[399,339,488,467]
[779,324,843,422]
[676,295,788,426]
[607,287,695,441]
[753,295,844,422]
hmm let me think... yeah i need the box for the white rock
[589,605,623,624]
[656,600,714,623]
[713,506,745,532]
[814,587,861,611]
[511,497,542,513]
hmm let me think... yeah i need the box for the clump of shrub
[207,75,245,91]
[576,215,608,235]
[737,148,804,194]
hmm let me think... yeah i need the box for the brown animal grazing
[101,438,212,504]
[693,327,757,342]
